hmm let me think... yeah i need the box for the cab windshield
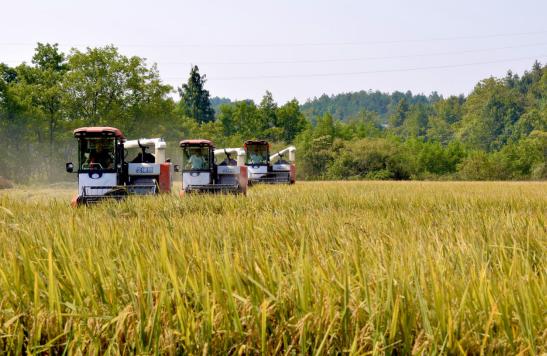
[182,146,211,170]
[78,138,116,171]
[246,144,268,165]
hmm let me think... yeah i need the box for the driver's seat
[131,152,155,163]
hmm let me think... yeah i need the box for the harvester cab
[66,127,172,205]
[244,140,296,184]
[179,140,248,195]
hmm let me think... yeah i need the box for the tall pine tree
[178,65,215,123]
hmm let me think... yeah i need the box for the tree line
[0,43,545,183]
[297,63,545,180]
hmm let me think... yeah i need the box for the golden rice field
[0,181,545,354]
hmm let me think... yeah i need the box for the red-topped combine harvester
[178,139,248,195]
[244,140,296,184]
[66,127,173,205]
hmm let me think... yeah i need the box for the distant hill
[212,90,443,123]
[210,97,233,113]
[300,90,442,123]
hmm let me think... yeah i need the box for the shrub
[457,151,511,180]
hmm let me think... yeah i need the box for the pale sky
[1,0,546,103]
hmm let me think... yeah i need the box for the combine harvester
[66,127,172,205]
[178,139,248,195]
[244,140,296,184]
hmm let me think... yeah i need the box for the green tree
[0,63,40,182]
[388,98,409,129]
[62,46,171,129]
[340,110,383,140]
[258,91,277,127]
[426,116,454,145]
[277,99,307,142]
[2,43,67,179]
[313,112,336,143]
[327,138,410,180]
[426,96,465,144]
[0,64,14,115]
[178,65,215,123]
[514,65,546,136]
[403,139,466,177]
[296,133,334,179]
[401,104,430,138]
[458,78,524,151]
[216,103,237,136]
[496,133,546,179]
[29,43,67,161]
[234,100,260,137]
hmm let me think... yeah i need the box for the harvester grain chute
[178,139,248,195]
[65,127,173,205]
[244,140,296,184]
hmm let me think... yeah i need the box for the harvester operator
[250,152,265,165]
[87,141,114,170]
[187,152,206,170]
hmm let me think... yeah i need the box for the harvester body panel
[78,172,117,197]
[128,163,161,176]
[248,165,268,180]
[183,172,211,189]
[273,163,291,171]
